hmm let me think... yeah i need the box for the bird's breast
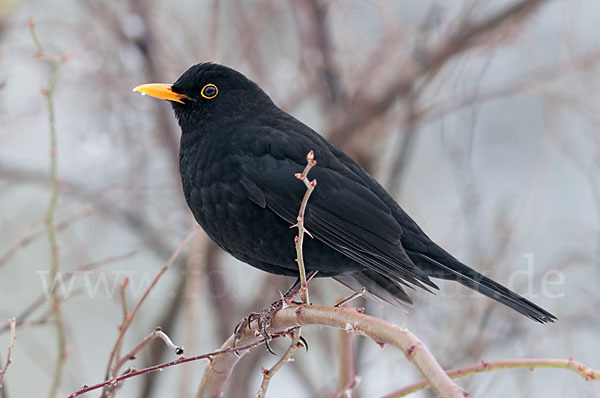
[179,139,297,267]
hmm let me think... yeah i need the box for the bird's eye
[201,83,218,99]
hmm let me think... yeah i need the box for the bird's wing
[233,126,436,290]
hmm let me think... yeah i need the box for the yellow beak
[133,83,191,104]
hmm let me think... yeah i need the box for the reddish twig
[100,229,195,396]
[0,319,16,389]
[292,150,317,305]
[113,277,130,369]
[111,327,183,379]
[255,329,304,398]
[255,151,317,397]
[382,358,600,397]
[67,338,271,398]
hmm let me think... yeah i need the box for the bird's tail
[408,250,556,323]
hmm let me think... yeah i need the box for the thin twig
[111,327,183,378]
[328,0,550,144]
[0,251,135,336]
[0,319,16,389]
[292,150,317,305]
[0,160,180,263]
[67,337,271,398]
[28,18,68,398]
[254,328,303,398]
[334,288,366,308]
[113,278,130,368]
[382,358,600,397]
[0,206,93,270]
[0,315,52,335]
[255,151,317,397]
[100,229,195,397]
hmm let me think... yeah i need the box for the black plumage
[135,63,556,323]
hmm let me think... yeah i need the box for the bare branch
[0,319,16,389]
[0,251,135,336]
[382,358,600,397]
[256,151,317,397]
[67,338,268,398]
[28,18,68,398]
[0,206,93,270]
[197,305,465,398]
[329,0,551,144]
[292,150,317,304]
[111,327,183,379]
[255,329,303,398]
[100,229,195,396]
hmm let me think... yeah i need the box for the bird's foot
[233,290,298,355]
[232,271,317,355]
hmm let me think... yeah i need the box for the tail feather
[409,251,556,323]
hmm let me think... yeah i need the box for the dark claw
[261,315,269,338]
[298,335,309,352]
[233,321,242,341]
[230,274,318,357]
[263,337,276,355]
[232,319,246,357]
[247,312,259,329]
[256,310,276,355]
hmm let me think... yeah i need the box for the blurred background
[0,0,598,397]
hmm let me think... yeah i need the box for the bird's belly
[185,179,359,277]
[186,179,297,269]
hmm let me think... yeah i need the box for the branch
[329,0,550,143]
[0,206,93,270]
[197,305,465,398]
[382,358,600,397]
[292,150,317,305]
[67,338,270,398]
[0,251,134,336]
[254,329,303,398]
[255,151,317,397]
[28,18,68,398]
[111,327,183,379]
[0,319,16,389]
[99,229,195,396]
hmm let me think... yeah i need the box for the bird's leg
[233,271,317,355]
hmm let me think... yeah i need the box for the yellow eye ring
[201,83,218,99]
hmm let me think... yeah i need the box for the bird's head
[133,63,273,130]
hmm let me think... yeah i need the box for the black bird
[134,63,556,324]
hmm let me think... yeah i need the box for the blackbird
[134,62,555,324]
